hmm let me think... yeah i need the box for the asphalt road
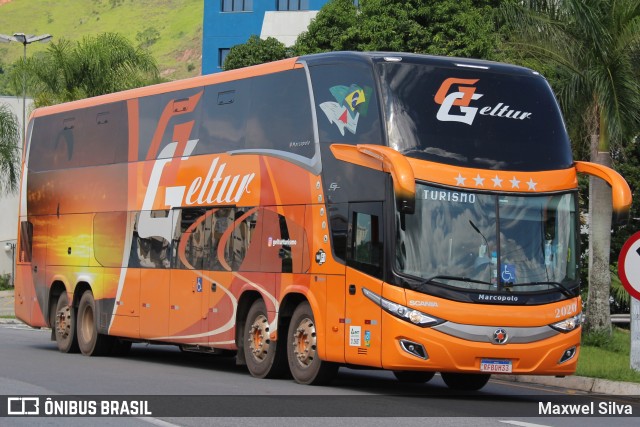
[0,323,637,427]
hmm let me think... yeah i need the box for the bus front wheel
[77,291,114,356]
[243,299,287,378]
[287,302,338,385]
[440,372,491,391]
[53,292,79,353]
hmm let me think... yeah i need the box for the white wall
[260,11,319,47]
[0,95,32,281]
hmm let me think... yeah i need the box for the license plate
[480,359,512,373]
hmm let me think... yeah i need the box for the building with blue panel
[202,0,330,74]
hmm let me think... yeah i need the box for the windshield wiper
[504,281,574,298]
[421,275,493,287]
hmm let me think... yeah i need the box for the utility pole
[0,33,53,141]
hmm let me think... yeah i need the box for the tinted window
[18,221,33,263]
[310,63,383,146]
[198,80,249,154]
[328,203,348,262]
[245,69,315,158]
[347,202,383,278]
[377,61,573,171]
[29,102,128,172]
[129,211,172,269]
[137,87,203,161]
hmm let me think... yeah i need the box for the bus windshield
[377,60,573,171]
[395,183,578,295]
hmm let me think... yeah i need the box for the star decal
[526,178,538,191]
[473,174,485,187]
[491,175,503,188]
[454,173,466,186]
[509,176,520,189]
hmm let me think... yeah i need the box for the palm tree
[0,103,20,194]
[11,32,160,107]
[503,0,640,334]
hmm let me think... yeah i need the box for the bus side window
[199,82,248,154]
[129,211,171,269]
[328,203,348,263]
[18,221,33,263]
[245,69,315,158]
[347,202,383,278]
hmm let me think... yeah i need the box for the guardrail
[611,314,631,324]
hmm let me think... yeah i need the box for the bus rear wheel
[393,370,435,383]
[77,291,114,356]
[53,292,79,353]
[243,299,287,378]
[440,372,491,391]
[287,302,338,385]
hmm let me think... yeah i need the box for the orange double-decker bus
[14,52,631,390]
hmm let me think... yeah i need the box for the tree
[11,32,160,107]
[223,35,290,71]
[294,0,501,59]
[293,0,359,54]
[0,103,20,194]
[503,0,640,334]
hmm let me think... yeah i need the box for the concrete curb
[501,374,640,395]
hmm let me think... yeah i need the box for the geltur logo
[434,78,532,125]
[434,78,483,125]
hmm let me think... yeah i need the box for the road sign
[618,231,640,301]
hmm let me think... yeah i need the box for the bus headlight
[362,287,444,327]
[550,313,582,332]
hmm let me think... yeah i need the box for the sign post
[618,231,640,371]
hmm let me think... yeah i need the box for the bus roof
[29,51,538,120]
[299,51,539,77]
[29,56,303,119]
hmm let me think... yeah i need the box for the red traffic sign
[618,231,640,301]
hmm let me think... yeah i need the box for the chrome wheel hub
[292,317,317,368]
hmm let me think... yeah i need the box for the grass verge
[577,327,640,383]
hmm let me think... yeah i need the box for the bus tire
[77,291,114,356]
[243,299,287,379]
[440,372,491,391]
[287,302,338,385]
[53,292,79,353]
[393,370,435,383]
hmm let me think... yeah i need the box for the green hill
[0,0,203,81]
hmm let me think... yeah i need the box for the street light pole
[0,33,52,142]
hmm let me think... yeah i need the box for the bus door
[206,206,241,348]
[169,207,211,342]
[136,210,173,339]
[344,202,383,367]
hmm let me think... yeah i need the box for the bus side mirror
[330,144,416,214]
[575,161,632,225]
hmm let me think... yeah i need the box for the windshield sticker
[421,188,476,204]
[501,264,517,283]
[320,84,372,136]
[435,78,532,125]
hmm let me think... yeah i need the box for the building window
[219,48,230,68]
[221,0,253,12]
[277,0,309,11]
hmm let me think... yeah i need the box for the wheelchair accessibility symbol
[196,277,203,293]
[501,264,516,282]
